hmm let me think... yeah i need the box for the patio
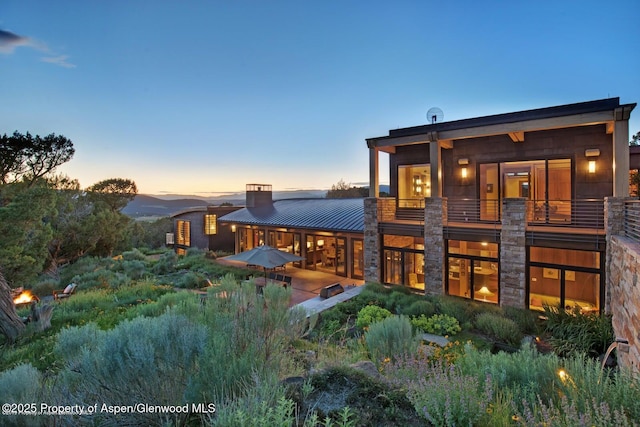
[216,257,365,306]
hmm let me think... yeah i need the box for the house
[218,184,365,280]
[170,205,242,254]
[365,97,636,314]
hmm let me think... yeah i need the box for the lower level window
[447,240,499,304]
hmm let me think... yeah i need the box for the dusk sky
[2,1,639,197]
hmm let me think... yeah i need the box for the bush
[152,250,177,275]
[434,295,475,325]
[175,271,208,289]
[411,313,461,336]
[401,299,436,318]
[364,315,420,365]
[71,269,130,290]
[391,358,493,427]
[121,259,148,279]
[385,291,419,313]
[542,306,614,357]
[356,305,393,329]
[54,312,208,426]
[475,312,523,347]
[0,364,44,427]
[121,248,148,261]
[503,305,539,335]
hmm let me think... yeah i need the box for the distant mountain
[123,186,389,218]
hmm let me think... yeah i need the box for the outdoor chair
[53,283,77,300]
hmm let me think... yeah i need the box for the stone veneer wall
[607,235,640,374]
[424,198,446,296]
[500,198,526,308]
[604,197,626,315]
[363,198,396,283]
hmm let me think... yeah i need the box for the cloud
[1,27,74,68]
[41,54,76,68]
[0,29,31,53]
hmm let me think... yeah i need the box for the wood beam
[508,131,525,142]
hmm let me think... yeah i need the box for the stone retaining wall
[608,235,640,374]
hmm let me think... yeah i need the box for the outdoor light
[585,149,599,174]
[317,239,324,247]
[458,158,469,179]
[231,224,236,232]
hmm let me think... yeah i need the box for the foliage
[325,179,368,198]
[54,312,207,426]
[0,182,55,284]
[0,363,43,427]
[502,305,539,335]
[401,299,436,318]
[391,357,493,427]
[364,315,420,365]
[127,216,172,249]
[85,177,138,212]
[474,312,523,347]
[0,131,74,186]
[411,313,461,336]
[152,250,178,275]
[355,305,392,329]
[542,305,614,357]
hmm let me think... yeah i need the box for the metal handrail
[526,199,604,229]
[446,199,500,224]
[624,200,640,242]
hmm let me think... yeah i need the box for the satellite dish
[427,107,444,124]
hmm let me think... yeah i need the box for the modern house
[170,205,242,254]
[365,97,636,314]
[218,184,365,280]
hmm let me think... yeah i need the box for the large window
[204,214,217,235]
[398,164,431,208]
[447,240,499,304]
[382,235,425,290]
[479,159,572,223]
[529,247,601,313]
[176,220,191,246]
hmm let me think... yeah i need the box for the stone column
[500,198,526,308]
[604,197,626,315]
[424,197,446,296]
[363,198,396,283]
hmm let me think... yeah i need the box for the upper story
[366,98,636,229]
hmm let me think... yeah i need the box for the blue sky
[2,1,639,197]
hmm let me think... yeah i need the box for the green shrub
[54,312,208,426]
[0,364,44,427]
[542,306,614,357]
[434,295,475,324]
[385,291,419,313]
[356,305,393,329]
[503,305,539,335]
[121,248,148,261]
[401,299,436,318]
[475,312,523,347]
[71,269,130,290]
[152,250,177,274]
[364,315,420,365]
[121,259,148,279]
[411,313,461,336]
[175,271,208,289]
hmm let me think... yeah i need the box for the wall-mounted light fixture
[231,224,236,232]
[458,158,469,179]
[585,149,600,174]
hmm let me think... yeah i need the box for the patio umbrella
[225,245,304,271]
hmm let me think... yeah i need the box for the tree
[0,131,74,186]
[630,131,640,146]
[86,178,138,212]
[326,179,369,199]
[0,268,26,343]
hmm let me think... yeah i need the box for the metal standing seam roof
[218,198,364,233]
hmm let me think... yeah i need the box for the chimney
[246,184,273,208]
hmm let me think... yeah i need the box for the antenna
[427,107,444,124]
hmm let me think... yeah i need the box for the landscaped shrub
[0,363,44,427]
[542,305,614,357]
[474,312,523,347]
[385,291,419,313]
[151,250,177,274]
[121,259,148,279]
[121,248,148,261]
[434,295,475,325]
[401,299,436,318]
[356,305,393,329]
[175,270,208,289]
[503,305,539,335]
[54,312,208,426]
[394,358,493,427]
[411,313,461,336]
[71,269,130,290]
[58,255,115,285]
[364,315,420,365]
